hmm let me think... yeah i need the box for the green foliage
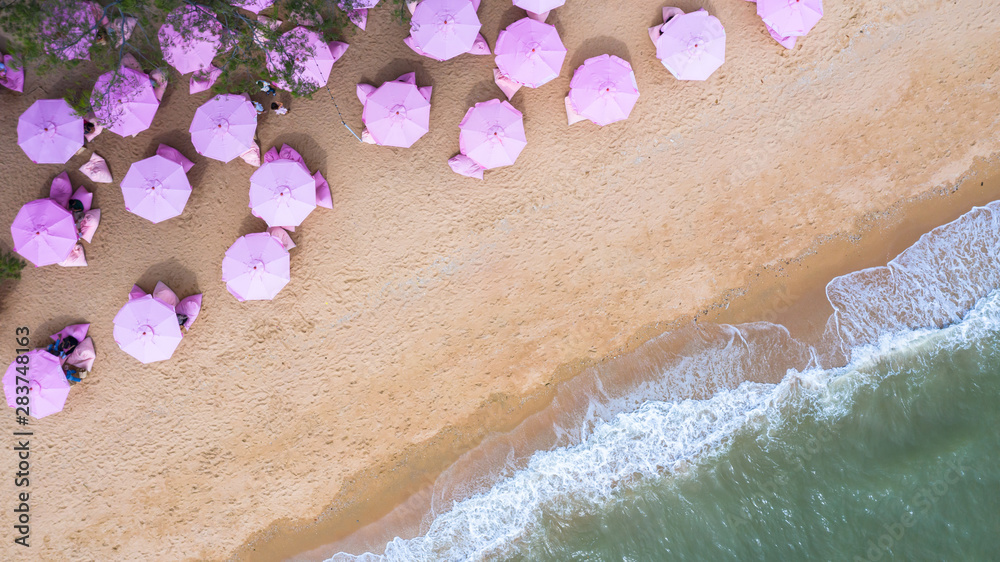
[61,87,94,118]
[0,251,27,282]
[0,0,410,105]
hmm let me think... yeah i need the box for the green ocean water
[505,319,1000,561]
[332,203,1000,562]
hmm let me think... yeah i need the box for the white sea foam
[328,201,1000,562]
[826,201,1000,352]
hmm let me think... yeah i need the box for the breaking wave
[326,201,1000,561]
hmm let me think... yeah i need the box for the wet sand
[1,0,999,560]
[276,160,1000,562]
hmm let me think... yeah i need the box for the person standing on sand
[271,102,288,115]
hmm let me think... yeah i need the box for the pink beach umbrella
[222,233,291,301]
[266,26,349,90]
[17,99,84,164]
[459,99,527,170]
[41,1,103,61]
[11,199,78,267]
[513,0,565,21]
[655,9,726,81]
[3,350,71,419]
[757,0,823,38]
[159,5,223,75]
[120,155,192,224]
[90,67,161,137]
[190,94,258,163]
[339,0,380,31]
[249,159,317,228]
[495,17,567,88]
[113,295,184,364]
[340,0,380,9]
[232,0,274,14]
[568,54,640,126]
[361,75,431,148]
[407,0,482,61]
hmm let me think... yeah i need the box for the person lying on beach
[271,102,288,115]
[68,198,86,225]
[64,365,88,384]
[253,100,265,115]
[46,335,79,359]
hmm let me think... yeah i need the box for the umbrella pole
[323,84,362,143]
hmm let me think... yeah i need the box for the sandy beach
[2,0,1000,560]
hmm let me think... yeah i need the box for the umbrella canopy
[90,67,161,137]
[3,350,71,419]
[222,233,291,301]
[113,295,184,364]
[232,0,274,14]
[495,17,567,88]
[655,9,726,81]
[459,99,527,170]
[190,94,258,163]
[568,54,640,126]
[159,5,223,75]
[362,79,431,148]
[41,1,102,60]
[409,0,482,61]
[11,199,78,267]
[512,0,565,13]
[266,26,346,90]
[120,155,192,224]
[17,99,84,164]
[757,0,823,38]
[249,159,317,228]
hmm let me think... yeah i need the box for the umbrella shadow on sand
[135,257,200,300]
[568,36,633,72]
[267,132,326,175]
[238,214,269,238]
[658,0,716,20]
[490,5,532,40]
[143,132,207,187]
[465,78,506,107]
[363,58,434,92]
[36,315,89,343]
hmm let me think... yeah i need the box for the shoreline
[232,158,1000,561]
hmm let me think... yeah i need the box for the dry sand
[1,0,999,560]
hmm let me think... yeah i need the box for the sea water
[330,201,1000,561]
